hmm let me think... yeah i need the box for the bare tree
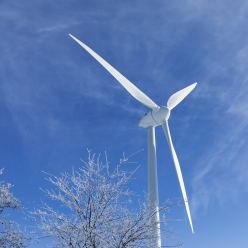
[31,151,182,248]
[0,168,32,248]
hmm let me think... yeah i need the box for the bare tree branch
[30,151,182,248]
[0,168,34,247]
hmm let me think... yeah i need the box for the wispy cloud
[191,119,248,216]
[1,0,248,217]
[170,0,248,217]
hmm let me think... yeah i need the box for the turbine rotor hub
[139,106,170,128]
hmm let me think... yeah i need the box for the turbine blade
[69,34,159,111]
[162,121,194,233]
[167,83,197,110]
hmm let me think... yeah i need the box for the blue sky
[1,0,248,247]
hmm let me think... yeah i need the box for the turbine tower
[69,34,196,247]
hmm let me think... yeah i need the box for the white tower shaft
[148,126,161,248]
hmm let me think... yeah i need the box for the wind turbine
[69,34,196,247]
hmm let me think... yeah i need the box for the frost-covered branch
[0,168,33,247]
[31,151,182,247]
[0,168,21,214]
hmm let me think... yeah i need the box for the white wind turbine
[69,34,196,247]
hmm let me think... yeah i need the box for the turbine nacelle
[139,106,170,128]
